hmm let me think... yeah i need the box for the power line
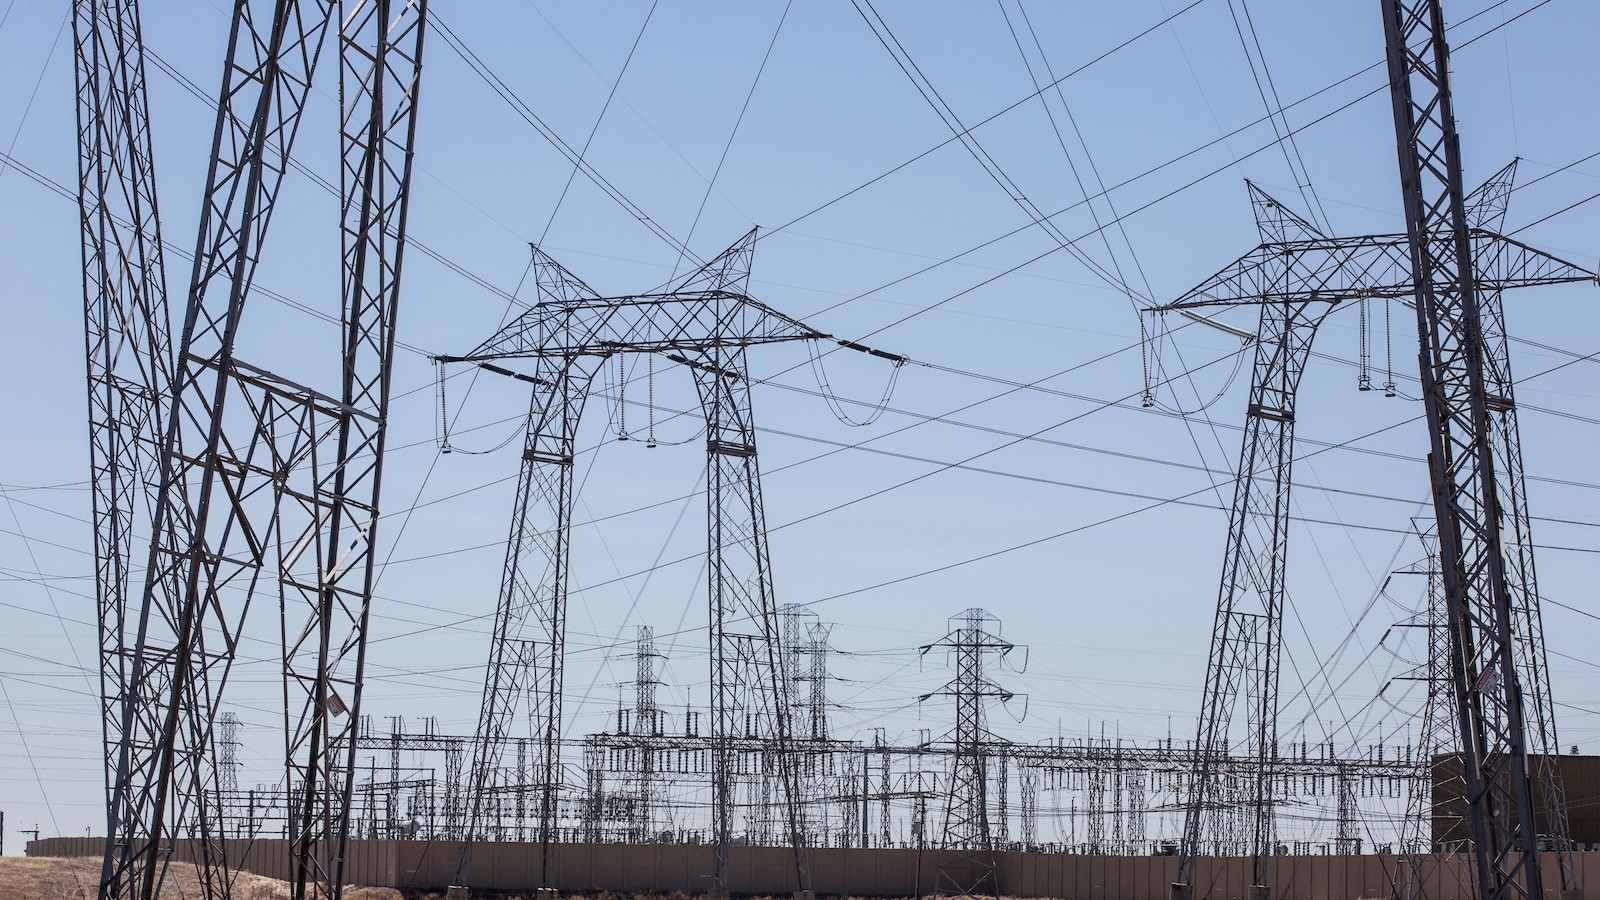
[429,9,706,268]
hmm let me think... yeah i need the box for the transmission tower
[1464,161,1577,887]
[780,604,833,846]
[1392,524,1456,845]
[1156,168,1589,899]
[921,608,1018,896]
[88,2,428,898]
[1019,768,1038,849]
[72,7,177,871]
[631,626,663,842]
[217,712,240,809]
[441,231,892,894]
[1381,4,1580,899]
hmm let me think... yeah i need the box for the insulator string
[437,359,452,454]
[647,353,657,448]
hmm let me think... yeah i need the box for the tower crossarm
[1156,174,1596,900]
[1155,231,1593,311]
[444,290,826,363]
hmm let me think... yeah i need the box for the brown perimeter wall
[26,837,1599,899]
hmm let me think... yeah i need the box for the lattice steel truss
[1392,524,1459,900]
[211,604,1420,857]
[1381,4,1580,900]
[921,608,1017,896]
[83,2,427,898]
[441,231,831,894]
[72,5,177,891]
[1156,169,1590,899]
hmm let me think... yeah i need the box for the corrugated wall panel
[27,838,1597,898]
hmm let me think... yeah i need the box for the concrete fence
[25,837,1596,899]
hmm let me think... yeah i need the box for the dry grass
[0,856,404,900]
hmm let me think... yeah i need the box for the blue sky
[1,0,1598,848]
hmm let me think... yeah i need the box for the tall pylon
[442,231,897,894]
[920,608,1020,897]
[84,2,428,897]
[1156,174,1591,900]
[1392,523,1456,900]
[1381,3,1581,899]
[72,3,178,889]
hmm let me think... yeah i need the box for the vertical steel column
[809,621,832,741]
[1397,527,1456,863]
[1468,163,1577,889]
[101,3,336,898]
[284,4,427,896]
[1381,4,1557,900]
[72,3,176,864]
[457,352,596,886]
[692,343,810,894]
[1176,297,1326,892]
[1174,189,1335,899]
[634,626,661,842]
[879,735,893,850]
[454,247,609,889]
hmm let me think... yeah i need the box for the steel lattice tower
[1464,163,1576,885]
[630,626,662,842]
[780,604,832,846]
[217,712,240,797]
[922,608,1016,897]
[72,7,178,866]
[1381,4,1579,899]
[1157,165,1589,899]
[1397,526,1452,834]
[84,2,429,898]
[442,231,880,895]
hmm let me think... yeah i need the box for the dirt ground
[0,856,404,900]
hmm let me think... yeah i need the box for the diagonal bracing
[1158,173,1591,900]
[442,230,886,896]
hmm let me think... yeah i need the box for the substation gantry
[437,230,901,896]
[76,1,429,899]
[221,607,1418,860]
[1157,4,1595,898]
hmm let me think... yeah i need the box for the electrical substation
[8,1,1600,900]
